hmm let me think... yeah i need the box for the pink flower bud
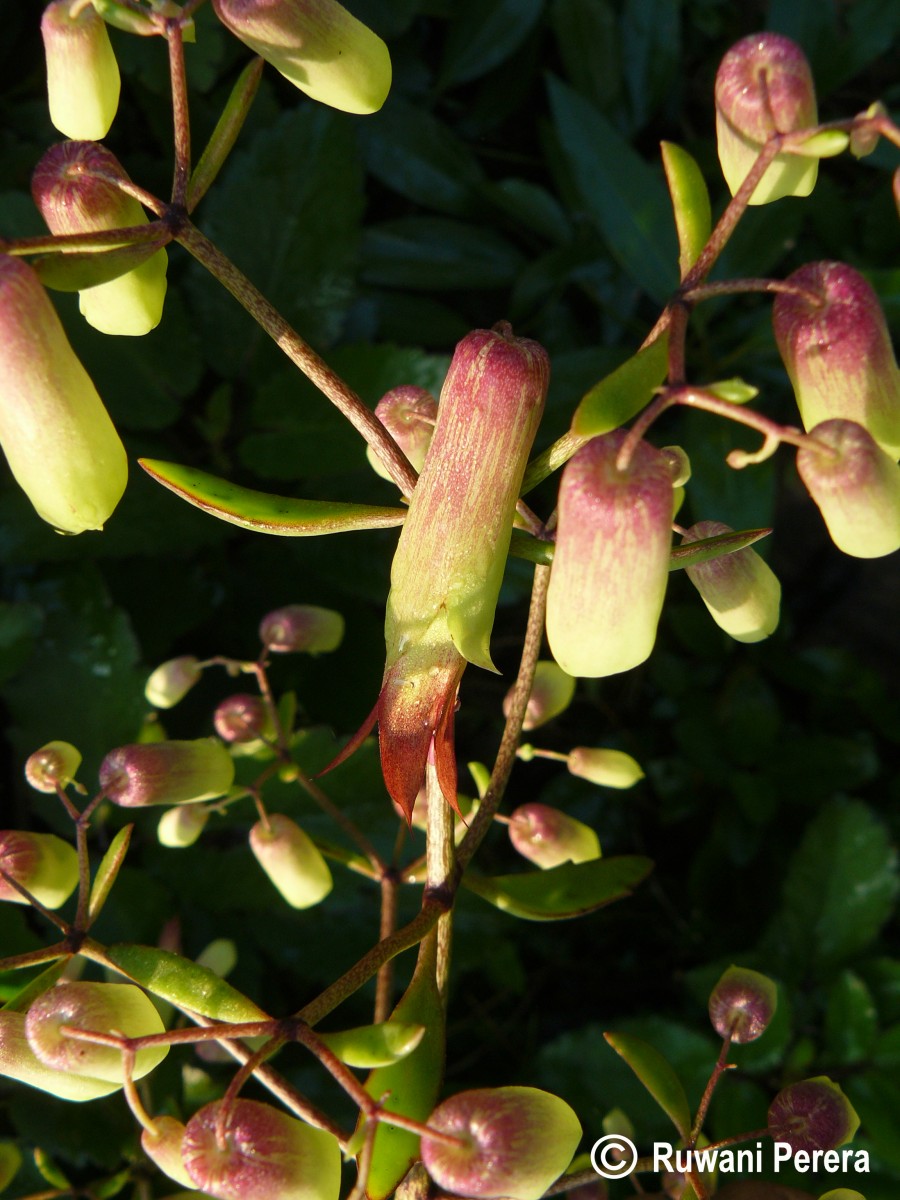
[682,521,781,642]
[214,694,271,743]
[157,804,210,848]
[25,981,168,1083]
[796,419,900,558]
[546,431,673,678]
[249,814,332,908]
[100,739,235,807]
[708,966,777,1043]
[715,33,818,205]
[259,604,344,654]
[32,141,168,336]
[767,1077,859,1153]
[566,747,645,789]
[367,386,438,480]
[0,830,79,909]
[504,661,576,731]
[182,1098,341,1200]
[41,1,120,140]
[508,803,600,869]
[0,256,127,532]
[24,740,82,793]
[420,1087,582,1200]
[0,1010,119,1102]
[142,1116,194,1188]
[773,262,900,459]
[145,655,203,708]
[211,0,392,115]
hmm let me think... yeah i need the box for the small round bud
[367,386,438,480]
[145,656,202,709]
[25,982,168,1083]
[24,741,82,793]
[682,521,781,643]
[182,1098,341,1200]
[141,1116,194,1188]
[41,0,120,140]
[504,661,576,731]
[213,694,271,743]
[0,831,79,909]
[249,814,333,909]
[157,804,210,849]
[508,803,600,869]
[566,747,645,789]
[259,605,345,655]
[796,420,900,558]
[709,966,777,1043]
[420,1087,582,1200]
[767,1077,860,1153]
[100,739,235,807]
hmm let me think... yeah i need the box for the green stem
[425,760,454,1002]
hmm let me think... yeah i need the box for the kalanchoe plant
[249,813,333,908]
[99,739,236,806]
[767,1078,860,1153]
[507,802,600,869]
[367,385,439,481]
[41,0,120,140]
[708,965,778,1043]
[0,830,79,909]
[682,520,781,643]
[259,604,345,654]
[145,655,203,708]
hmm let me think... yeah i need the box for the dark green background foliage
[1,0,900,1196]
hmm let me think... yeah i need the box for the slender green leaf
[188,57,265,212]
[660,142,711,278]
[318,1021,425,1068]
[139,460,407,536]
[88,826,133,924]
[668,528,772,572]
[509,528,554,566]
[104,944,268,1022]
[604,1031,692,1141]
[462,856,653,921]
[572,335,669,437]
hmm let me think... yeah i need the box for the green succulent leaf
[88,825,133,925]
[572,335,669,437]
[660,142,711,278]
[318,1021,426,1068]
[668,527,772,572]
[103,944,267,1023]
[188,57,265,213]
[462,856,653,921]
[603,1031,692,1141]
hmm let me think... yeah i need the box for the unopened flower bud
[32,141,168,336]
[367,386,438,480]
[546,431,673,678]
[0,1010,119,1102]
[249,814,332,909]
[259,604,344,654]
[709,966,777,1043]
[796,420,900,558]
[100,739,235,807]
[504,661,576,731]
[211,0,391,115]
[182,1098,341,1200]
[214,694,271,743]
[0,256,127,533]
[508,803,600,869]
[767,1077,859,1153]
[157,804,210,848]
[141,1116,194,1188]
[41,0,120,140]
[145,656,202,708]
[715,33,818,205]
[773,262,900,459]
[682,521,781,642]
[24,741,82,793]
[0,831,79,909]
[421,1087,582,1200]
[566,747,645,789]
[25,981,168,1082]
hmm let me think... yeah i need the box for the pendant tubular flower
[715,33,818,205]
[682,520,781,642]
[374,324,549,819]
[566,747,645,789]
[0,831,79,909]
[508,803,600,869]
[366,385,438,481]
[41,1,120,140]
[259,604,344,654]
[211,0,392,115]
[503,661,576,731]
[0,256,127,533]
[796,419,900,558]
[546,431,674,678]
[773,262,900,459]
[32,141,168,336]
[99,739,236,807]
[0,1010,119,1102]
[249,814,333,909]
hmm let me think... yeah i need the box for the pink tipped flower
[99,739,235,807]
[32,141,168,336]
[0,1010,120,1102]
[0,256,127,532]
[709,966,778,1043]
[796,419,900,558]
[157,804,210,848]
[259,604,344,654]
[214,694,271,743]
[24,741,82,793]
[41,1,120,140]
[546,431,674,678]
[212,0,391,115]
[682,521,781,642]
[141,1116,194,1189]
[249,813,332,908]
[145,655,203,709]
[767,1077,860,1153]
[715,33,818,204]
[0,831,79,909]
[566,747,645,788]
[420,1087,582,1200]
[504,661,576,731]
[25,981,168,1083]
[773,262,900,459]
[367,385,438,481]
[182,1098,341,1200]
[508,803,600,869]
